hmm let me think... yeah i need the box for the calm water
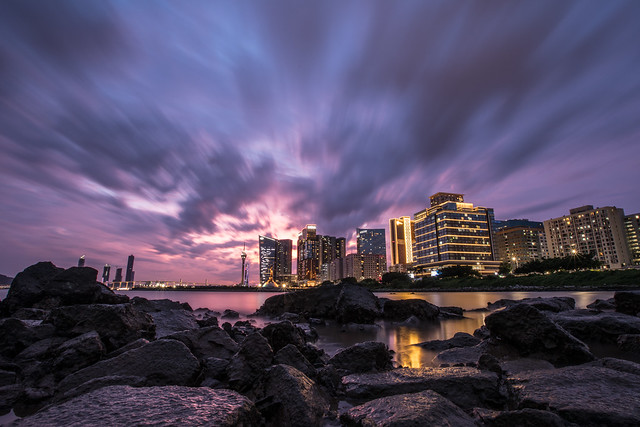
[0,288,616,367]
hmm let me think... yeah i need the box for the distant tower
[240,243,247,286]
[78,255,86,267]
[125,255,135,282]
[114,267,123,283]
[102,264,111,283]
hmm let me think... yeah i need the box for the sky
[1,1,639,284]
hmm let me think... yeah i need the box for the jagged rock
[221,309,240,319]
[300,342,329,367]
[251,364,329,427]
[473,408,574,427]
[1,263,127,316]
[508,365,640,425]
[164,326,239,360]
[14,337,67,361]
[15,386,262,426]
[432,339,520,367]
[0,384,22,414]
[328,341,393,375]
[342,390,476,426]
[43,303,155,352]
[227,332,273,392]
[586,298,615,310]
[550,310,640,343]
[474,325,491,339]
[131,297,192,312]
[617,334,640,352]
[276,312,306,323]
[11,308,48,321]
[255,284,380,324]
[261,320,307,353]
[0,318,56,358]
[485,304,594,367]
[417,332,480,351]
[343,366,505,410]
[103,338,149,359]
[200,357,230,387]
[382,298,439,321]
[487,297,575,312]
[131,297,198,337]
[274,344,316,378]
[51,331,106,379]
[57,339,199,395]
[614,291,640,316]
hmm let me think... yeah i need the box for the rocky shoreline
[1,262,640,425]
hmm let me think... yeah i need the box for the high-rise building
[625,213,640,265]
[125,255,135,283]
[336,237,346,259]
[275,239,293,282]
[102,264,111,283]
[389,216,414,268]
[259,236,277,285]
[297,225,320,283]
[494,219,544,265]
[114,267,123,283]
[319,235,338,265]
[413,192,500,276]
[78,255,85,267]
[543,205,631,269]
[356,228,386,256]
[343,253,387,281]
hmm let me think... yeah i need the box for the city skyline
[1,1,639,284]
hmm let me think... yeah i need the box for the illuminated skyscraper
[78,255,85,267]
[275,239,293,282]
[297,225,320,283]
[259,236,277,285]
[625,213,640,265]
[102,264,111,283]
[114,267,123,283]
[336,237,346,259]
[125,255,135,283]
[356,228,386,257]
[413,193,499,276]
[389,217,414,268]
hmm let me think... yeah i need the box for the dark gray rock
[0,369,17,386]
[51,331,106,379]
[343,366,505,410]
[0,262,63,316]
[252,364,329,427]
[586,357,640,377]
[43,303,155,352]
[617,334,640,352]
[382,298,439,321]
[103,338,149,359]
[0,384,22,414]
[474,408,575,427]
[328,341,393,375]
[57,339,199,394]
[586,298,615,310]
[614,291,640,316]
[276,312,306,323]
[131,297,198,337]
[227,332,273,392]
[550,310,640,343]
[499,358,555,375]
[200,357,230,387]
[335,285,381,324]
[11,308,48,321]
[432,339,520,367]
[274,344,316,378]
[15,385,262,426]
[0,318,56,358]
[474,325,491,339]
[261,320,307,353]
[508,365,640,425]
[417,332,480,351]
[131,297,192,312]
[487,297,575,312]
[14,336,67,361]
[439,306,464,318]
[221,309,240,319]
[342,390,475,427]
[164,326,238,360]
[485,304,594,367]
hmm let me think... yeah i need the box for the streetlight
[512,257,518,271]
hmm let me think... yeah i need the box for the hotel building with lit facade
[543,205,631,269]
[259,236,292,285]
[389,216,414,272]
[412,192,500,276]
[494,219,544,266]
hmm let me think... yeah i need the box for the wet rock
[0,318,56,358]
[508,365,640,425]
[57,339,199,395]
[586,298,615,310]
[417,332,480,351]
[487,297,575,312]
[161,326,238,360]
[227,332,273,392]
[342,389,475,427]
[261,320,307,353]
[221,309,240,319]
[328,341,393,375]
[15,385,262,426]
[617,334,640,352]
[485,304,594,367]
[274,344,316,378]
[131,297,198,337]
[382,298,439,321]
[252,364,329,427]
[193,308,219,327]
[439,306,464,318]
[474,325,491,339]
[614,291,640,316]
[43,303,155,352]
[343,366,505,410]
[474,408,573,427]
[550,310,640,343]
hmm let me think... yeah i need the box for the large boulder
[508,365,640,425]
[382,298,439,321]
[1,263,127,315]
[550,310,640,343]
[251,364,330,426]
[342,366,505,410]
[164,326,239,360]
[274,344,316,379]
[0,318,56,358]
[487,297,575,313]
[260,320,307,353]
[473,408,572,427]
[57,339,199,395]
[328,341,393,375]
[15,385,262,426]
[226,332,273,392]
[43,304,155,352]
[50,331,106,379]
[335,284,381,324]
[614,291,640,316]
[484,304,594,367]
[131,297,198,338]
[417,332,480,352]
[342,390,475,426]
